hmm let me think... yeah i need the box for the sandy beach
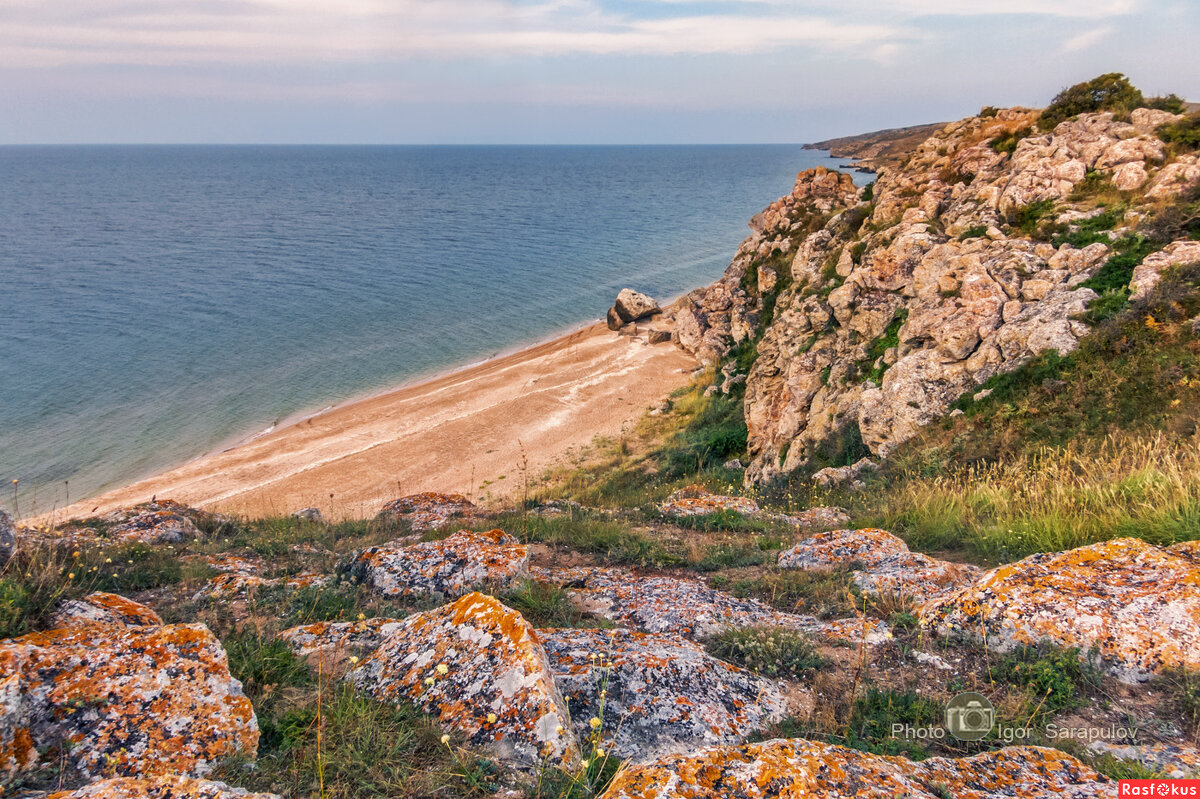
[39,322,697,523]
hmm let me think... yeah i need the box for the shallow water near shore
[0,144,865,512]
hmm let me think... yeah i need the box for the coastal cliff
[674,82,1200,485]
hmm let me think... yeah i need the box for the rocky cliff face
[674,107,1200,484]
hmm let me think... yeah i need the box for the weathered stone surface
[348,592,578,768]
[0,509,14,564]
[1086,739,1200,779]
[291,507,324,523]
[280,618,406,668]
[89,499,205,544]
[47,776,280,798]
[614,289,661,323]
[921,537,1200,683]
[541,627,787,763]
[598,739,1114,799]
[51,592,164,630]
[606,306,623,331]
[193,571,275,601]
[1146,153,1200,199]
[659,486,760,518]
[1130,240,1200,301]
[349,528,528,599]
[774,506,851,530]
[0,623,258,782]
[564,568,883,644]
[377,492,476,532]
[779,528,981,603]
[812,458,878,489]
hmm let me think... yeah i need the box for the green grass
[725,566,861,619]
[844,688,943,759]
[1006,199,1056,237]
[501,580,608,629]
[990,644,1097,720]
[706,626,827,678]
[493,514,684,569]
[957,225,989,241]
[989,126,1033,156]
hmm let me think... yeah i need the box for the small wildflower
[581,759,590,769]
[440,734,450,744]
[436,663,448,675]
[73,551,80,558]
[487,712,497,724]
[588,717,601,729]
[348,656,360,665]
[424,677,434,686]
[555,724,564,735]
[68,572,75,579]
[596,748,605,757]
[105,558,112,564]
[357,612,365,620]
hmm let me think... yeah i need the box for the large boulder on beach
[348,528,528,599]
[921,537,1200,683]
[598,739,1114,799]
[0,623,258,782]
[348,592,579,769]
[613,289,661,323]
[47,777,280,799]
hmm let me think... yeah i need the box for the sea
[0,145,868,514]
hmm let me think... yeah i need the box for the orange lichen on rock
[377,492,477,532]
[348,592,578,769]
[921,537,1200,683]
[599,739,1114,798]
[348,528,528,599]
[0,623,259,782]
[51,592,164,630]
[659,486,761,518]
[47,776,279,798]
[778,528,981,603]
[280,617,407,669]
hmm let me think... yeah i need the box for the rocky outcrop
[348,592,578,769]
[50,592,164,630]
[541,628,787,763]
[347,528,528,599]
[658,486,760,518]
[778,528,981,603]
[55,499,209,545]
[376,492,477,532]
[674,105,1199,484]
[280,617,406,668]
[613,289,661,324]
[0,509,14,564]
[562,568,883,644]
[47,777,279,798]
[1,623,258,782]
[598,739,1114,799]
[921,537,1200,683]
[1129,240,1200,301]
[291,507,324,523]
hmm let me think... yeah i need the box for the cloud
[656,0,1139,18]
[0,0,909,68]
[1062,25,1115,52]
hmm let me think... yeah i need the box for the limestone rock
[1146,153,1200,199]
[377,492,477,532]
[0,623,258,782]
[1130,240,1200,301]
[772,506,850,530]
[0,509,14,564]
[921,537,1200,683]
[348,528,528,599]
[280,618,406,669]
[291,507,324,523]
[51,592,164,630]
[348,592,578,768]
[564,568,883,644]
[598,739,1114,799]
[540,628,787,763]
[613,289,661,323]
[812,458,878,489]
[606,306,623,331]
[1086,740,1200,779]
[659,486,760,518]
[193,571,275,601]
[47,777,279,798]
[90,500,205,544]
[778,528,981,603]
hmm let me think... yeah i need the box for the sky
[1,0,1197,144]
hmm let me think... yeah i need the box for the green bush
[707,626,827,678]
[1158,113,1200,151]
[1038,73,1146,131]
[989,126,1033,156]
[992,644,1094,718]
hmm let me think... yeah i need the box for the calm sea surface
[0,145,866,512]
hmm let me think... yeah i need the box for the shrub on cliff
[1038,73,1145,131]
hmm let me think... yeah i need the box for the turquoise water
[0,145,865,512]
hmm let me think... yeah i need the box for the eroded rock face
[348,592,578,768]
[674,105,1199,484]
[1129,240,1200,301]
[614,289,661,323]
[599,739,1114,799]
[348,528,528,599]
[540,628,787,763]
[377,492,477,532]
[51,592,164,630]
[0,624,258,782]
[47,776,279,799]
[921,537,1200,683]
[778,528,981,603]
[563,568,883,644]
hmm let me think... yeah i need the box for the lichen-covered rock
[613,289,661,323]
[540,628,787,763]
[291,507,324,523]
[0,509,14,564]
[565,569,883,644]
[377,492,476,532]
[348,592,578,768]
[0,623,258,782]
[773,506,851,530]
[921,537,1200,683]
[47,776,280,798]
[193,571,275,601]
[101,499,205,544]
[349,528,528,599]
[1129,240,1200,301]
[1086,739,1200,779]
[599,739,1114,799]
[280,618,406,668]
[778,528,980,603]
[812,458,878,490]
[51,592,164,630]
[659,486,760,518]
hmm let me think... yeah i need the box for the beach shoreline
[33,317,698,525]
